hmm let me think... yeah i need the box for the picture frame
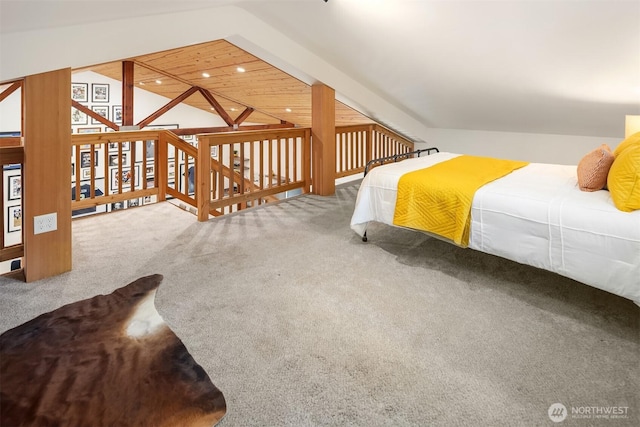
[82,169,93,180]
[71,83,88,102]
[112,105,122,124]
[108,141,130,152]
[91,105,109,124]
[80,151,98,168]
[110,165,140,190]
[77,127,101,134]
[108,153,128,167]
[7,174,21,201]
[71,108,88,125]
[8,206,22,233]
[91,83,109,103]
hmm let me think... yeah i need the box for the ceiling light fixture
[236,67,246,73]
[285,108,292,113]
[155,79,162,84]
[139,82,145,86]
[202,72,210,78]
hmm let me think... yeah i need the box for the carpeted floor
[1,181,638,426]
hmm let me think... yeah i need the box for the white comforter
[351,152,640,304]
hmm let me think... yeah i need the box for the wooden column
[311,83,336,196]
[122,61,134,127]
[23,68,72,282]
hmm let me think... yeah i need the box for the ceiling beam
[198,87,235,126]
[234,107,254,125]
[136,86,200,129]
[0,81,22,103]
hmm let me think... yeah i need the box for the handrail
[197,127,312,220]
[335,123,415,178]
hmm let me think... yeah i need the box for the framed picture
[108,153,128,167]
[112,105,122,124]
[211,146,218,158]
[183,134,194,142]
[71,108,88,125]
[71,83,88,102]
[110,165,140,189]
[91,83,109,103]
[8,206,22,233]
[82,169,93,180]
[80,151,98,168]
[7,174,21,200]
[91,105,109,124]
[77,127,101,134]
[146,164,155,178]
[108,141,130,152]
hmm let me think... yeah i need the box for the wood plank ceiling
[79,39,373,129]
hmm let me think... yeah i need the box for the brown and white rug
[0,274,226,427]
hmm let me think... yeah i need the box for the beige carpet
[0,181,638,426]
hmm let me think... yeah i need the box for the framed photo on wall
[91,105,109,124]
[91,83,109,103]
[8,206,22,233]
[112,105,122,124]
[71,108,88,125]
[71,83,88,102]
[7,174,21,201]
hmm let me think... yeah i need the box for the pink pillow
[577,144,614,191]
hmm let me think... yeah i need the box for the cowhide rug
[0,274,226,427]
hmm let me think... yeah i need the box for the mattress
[350,152,640,303]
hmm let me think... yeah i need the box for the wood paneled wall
[23,69,72,282]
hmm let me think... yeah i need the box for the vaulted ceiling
[1,0,639,140]
[77,39,373,128]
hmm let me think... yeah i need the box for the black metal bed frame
[361,146,440,242]
[363,147,439,176]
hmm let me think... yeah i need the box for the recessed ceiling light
[202,72,210,78]
[230,107,237,111]
[139,82,145,86]
[236,67,246,73]
[155,80,162,84]
[285,108,292,113]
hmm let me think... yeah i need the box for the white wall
[418,128,622,165]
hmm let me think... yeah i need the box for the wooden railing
[196,128,312,220]
[1,139,24,264]
[335,123,414,178]
[70,130,199,214]
[67,124,409,222]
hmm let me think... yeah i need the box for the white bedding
[350,152,640,304]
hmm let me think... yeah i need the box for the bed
[350,148,640,305]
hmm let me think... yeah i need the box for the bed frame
[353,149,640,305]
[361,147,439,242]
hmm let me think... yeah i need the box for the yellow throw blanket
[393,155,529,247]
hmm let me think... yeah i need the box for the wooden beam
[234,107,254,125]
[71,100,118,130]
[0,81,22,103]
[122,61,134,126]
[136,86,199,129]
[198,87,235,126]
[311,83,336,196]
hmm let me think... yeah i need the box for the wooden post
[196,137,211,221]
[311,83,336,196]
[122,61,134,127]
[23,68,72,282]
